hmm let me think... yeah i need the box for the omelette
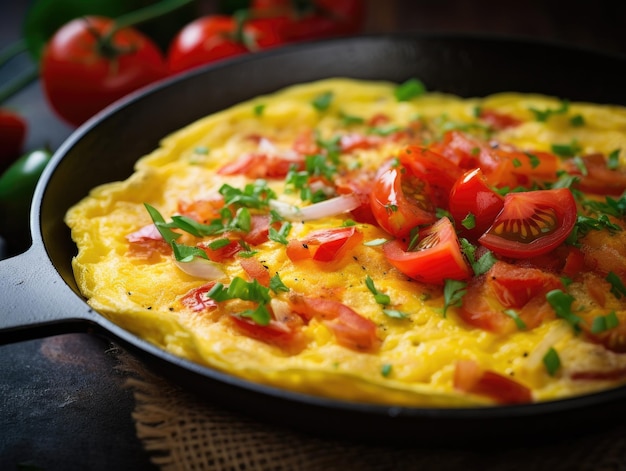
[66,78,626,407]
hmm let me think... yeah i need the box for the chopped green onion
[606,272,626,299]
[394,78,426,102]
[543,347,561,376]
[312,91,333,111]
[591,311,619,334]
[503,309,527,330]
[546,289,582,331]
[381,364,393,377]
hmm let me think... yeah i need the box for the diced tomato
[229,310,308,354]
[454,359,532,404]
[398,146,463,208]
[458,261,559,333]
[370,165,437,238]
[181,282,219,312]
[383,217,471,285]
[240,257,271,287]
[292,129,319,155]
[241,214,272,246]
[564,153,626,195]
[335,170,378,225]
[488,261,564,308]
[479,189,577,259]
[477,108,522,130]
[126,224,172,260]
[178,199,225,224]
[286,226,363,263]
[448,168,504,240]
[199,238,241,262]
[289,295,380,352]
[339,133,382,152]
[218,152,303,179]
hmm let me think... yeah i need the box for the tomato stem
[107,0,196,38]
[0,39,28,69]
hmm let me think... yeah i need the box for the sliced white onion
[269,194,361,222]
[173,258,225,280]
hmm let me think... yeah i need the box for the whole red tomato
[0,110,27,170]
[41,16,168,127]
[167,14,285,74]
[251,0,366,41]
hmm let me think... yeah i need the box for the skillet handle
[0,245,97,345]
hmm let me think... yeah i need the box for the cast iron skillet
[2,34,626,444]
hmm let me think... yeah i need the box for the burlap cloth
[116,349,626,471]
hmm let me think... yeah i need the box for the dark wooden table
[1,1,625,470]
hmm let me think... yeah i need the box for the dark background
[1,1,625,470]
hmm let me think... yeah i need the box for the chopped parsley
[312,91,334,111]
[219,180,276,209]
[460,239,497,276]
[443,279,467,317]
[542,347,561,376]
[269,273,290,293]
[545,289,583,331]
[207,277,272,325]
[606,272,626,299]
[394,78,426,102]
[365,275,408,318]
[461,213,476,230]
[591,311,619,334]
[253,103,266,116]
[268,222,292,245]
[551,140,582,158]
[529,100,569,122]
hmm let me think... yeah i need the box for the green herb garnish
[394,78,426,102]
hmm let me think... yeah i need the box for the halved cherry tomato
[167,14,284,74]
[398,146,463,208]
[448,168,504,239]
[370,165,436,238]
[454,359,532,404]
[479,188,577,258]
[288,294,380,352]
[382,217,471,285]
[564,153,626,195]
[286,226,363,262]
[41,16,168,126]
[335,169,379,225]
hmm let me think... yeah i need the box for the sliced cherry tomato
[335,169,378,225]
[454,359,532,404]
[479,188,577,258]
[370,165,436,238]
[181,282,219,312]
[448,168,504,239]
[398,146,463,208]
[167,14,284,74]
[288,295,380,352]
[0,110,27,170]
[488,261,564,308]
[286,226,363,263]
[41,16,167,126]
[564,153,626,195]
[382,217,471,285]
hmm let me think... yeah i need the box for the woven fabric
[116,351,626,471]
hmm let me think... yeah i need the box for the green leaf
[607,149,621,170]
[394,78,426,102]
[551,140,582,158]
[240,304,271,326]
[144,203,180,244]
[461,213,476,230]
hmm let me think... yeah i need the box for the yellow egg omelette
[66,78,626,407]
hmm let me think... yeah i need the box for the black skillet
[2,34,626,444]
